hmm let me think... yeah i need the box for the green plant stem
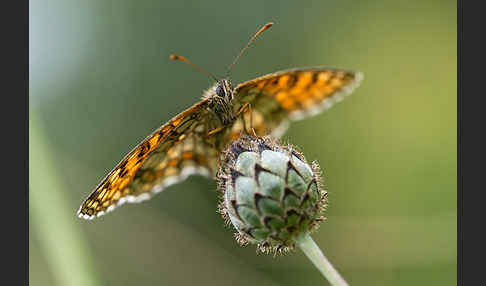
[30,112,101,286]
[294,232,349,286]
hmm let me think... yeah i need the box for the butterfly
[77,23,363,220]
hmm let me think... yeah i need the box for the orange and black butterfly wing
[78,100,223,219]
[230,67,363,138]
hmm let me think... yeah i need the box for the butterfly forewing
[78,100,223,219]
[233,68,363,137]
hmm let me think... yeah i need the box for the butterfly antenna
[170,54,219,82]
[226,22,274,77]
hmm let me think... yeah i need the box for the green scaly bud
[217,136,327,255]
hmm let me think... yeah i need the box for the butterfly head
[215,79,234,102]
[206,79,235,124]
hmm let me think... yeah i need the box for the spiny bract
[217,136,327,255]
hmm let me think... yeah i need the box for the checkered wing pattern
[231,67,363,138]
[78,100,222,219]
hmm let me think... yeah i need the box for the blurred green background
[29,0,456,285]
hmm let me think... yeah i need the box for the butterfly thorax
[205,79,236,125]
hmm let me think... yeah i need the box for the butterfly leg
[205,120,225,151]
[235,102,255,136]
[247,103,256,137]
[207,126,225,136]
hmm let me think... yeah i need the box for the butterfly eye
[216,85,225,98]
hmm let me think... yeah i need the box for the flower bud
[217,136,327,255]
